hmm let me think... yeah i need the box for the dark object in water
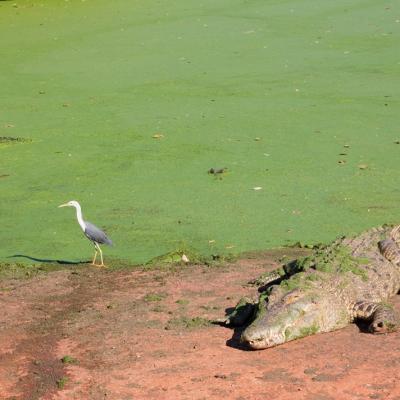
[208,167,227,175]
[0,136,31,144]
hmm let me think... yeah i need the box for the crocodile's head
[241,289,324,350]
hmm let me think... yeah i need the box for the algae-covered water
[0,0,399,264]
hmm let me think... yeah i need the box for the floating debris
[181,254,189,263]
[0,136,31,145]
[253,186,262,191]
[152,133,164,139]
[358,164,368,170]
[208,167,227,175]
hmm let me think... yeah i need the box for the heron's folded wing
[84,221,113,245]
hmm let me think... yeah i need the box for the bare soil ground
[1,250,400,400]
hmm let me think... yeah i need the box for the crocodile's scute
[237,225,400,350]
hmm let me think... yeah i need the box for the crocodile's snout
[240,327,285,349]
[241,290,322,349]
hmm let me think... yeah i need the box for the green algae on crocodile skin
[237,225,400,350]
[293,243,370,282]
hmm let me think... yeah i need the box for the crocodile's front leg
[216,297,256,327]
[248,269,285,287]
[352,300,398,334]
[248,259,304,288]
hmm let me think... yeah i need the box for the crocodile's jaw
[241,326,286,349]
[241,291,324,350]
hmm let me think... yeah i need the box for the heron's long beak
[58,203,69,208]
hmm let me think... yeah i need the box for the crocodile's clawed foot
[369,320,397,334]
[217,297,255,327]
[390,225,400,242]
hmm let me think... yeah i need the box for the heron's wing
[84,221,113,245]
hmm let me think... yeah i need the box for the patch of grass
[146,250,185,266]
[56,376,69,389]
[176,298,189,306]
[145,245,206,268]
[151,304,165,312]
[144,245,237,270]
[289,242,319,249]
[0,262,64,280]
[165,316,211,330]
[61,355,78,364]
[204,253,238,266]
[143,292,167,302]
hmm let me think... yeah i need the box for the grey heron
[58,200,112,267]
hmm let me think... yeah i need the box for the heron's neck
[74,204,86,231]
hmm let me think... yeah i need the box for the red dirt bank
[1,250,400,400]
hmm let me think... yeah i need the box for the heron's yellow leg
[92,243,106,267]
[98,246,105,267]
[91,250,98,265]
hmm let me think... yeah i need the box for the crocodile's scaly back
[240,225,400,349]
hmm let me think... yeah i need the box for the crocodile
[225,225,400,350]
